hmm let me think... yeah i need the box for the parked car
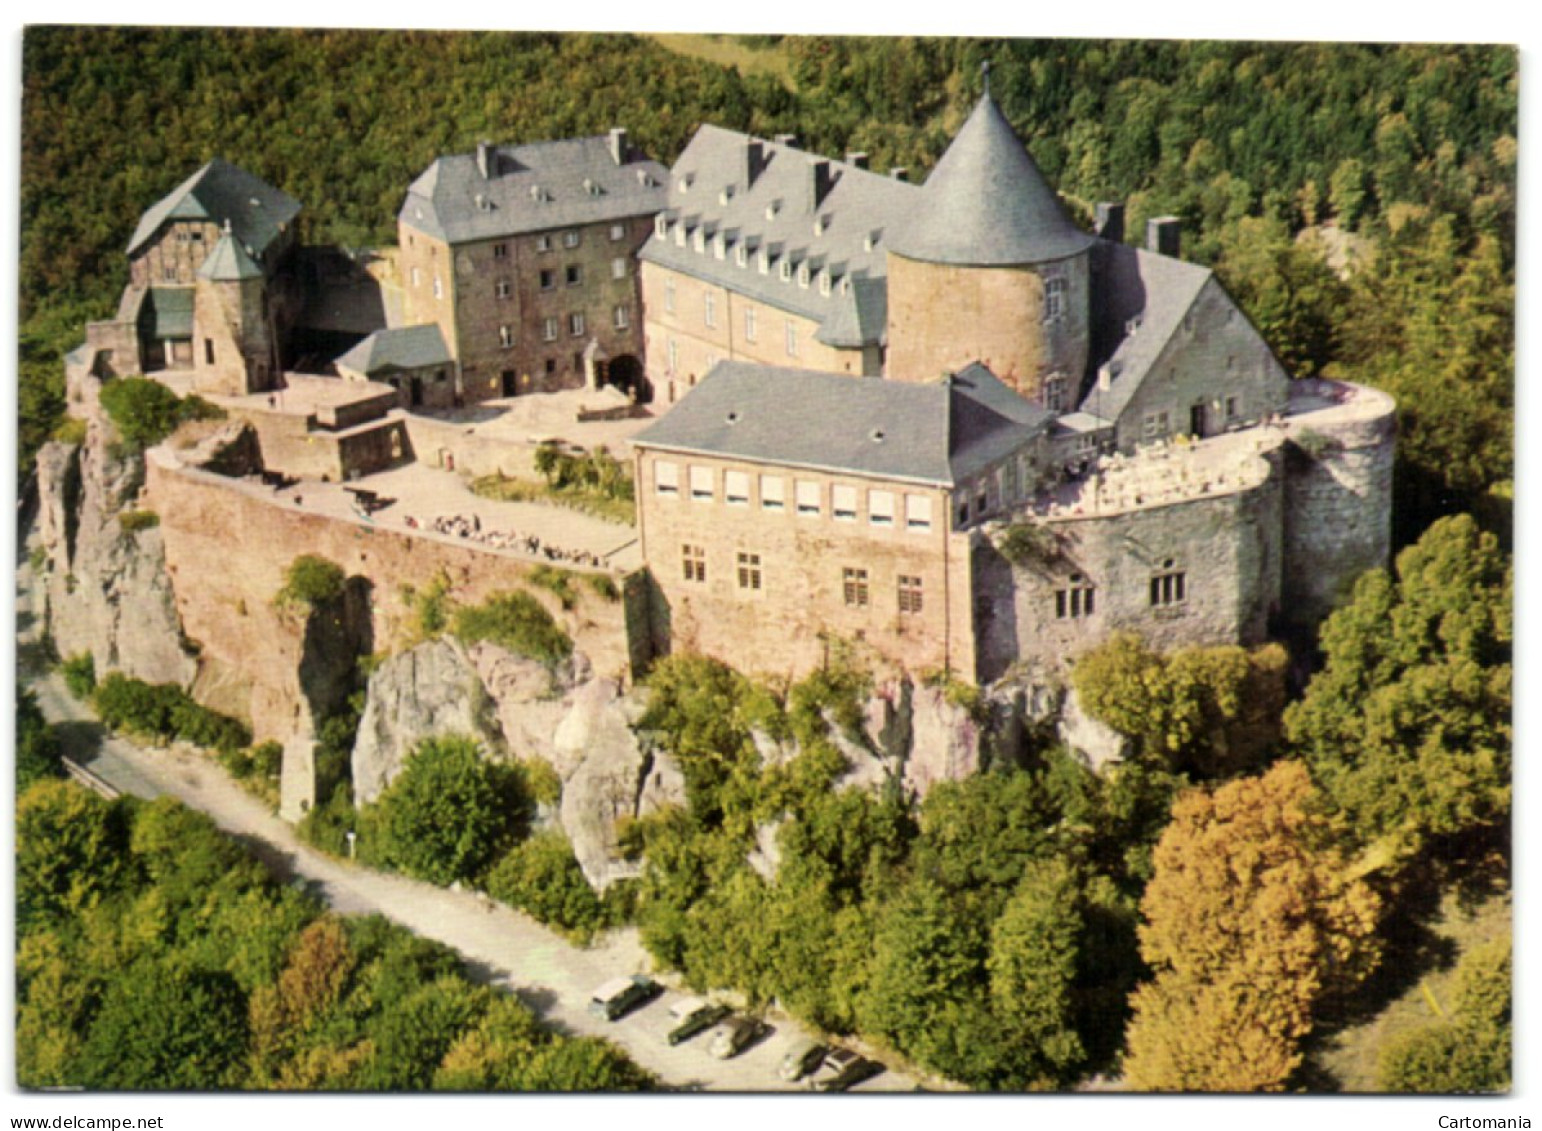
[806,1047,882,1092]
[665,997,730,1045]
[778,1039,827,1082]
[708,1015,770,1060]
[588,974,661,1021]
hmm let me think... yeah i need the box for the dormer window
[765,200,781,221]
[654,215,669,239]
[583,178,602,196]
[1044,374,1068,413]
[818,272,832,296]
[780,259,793,282]
[735,243,749,268]
[758,248,771,275]
[678,174,694,192]
[839,277,852,295]
[693,227,706,253]
[637,170,657,188]
[713,232,727,260]
[675,223,687,247]
[719,186,734,206]
[863,229,881,252]
[813,215,828,237]
[797,263,810,288]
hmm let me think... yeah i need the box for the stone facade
[639,260,875,405]
[398,217,653,402]
[634,445,976,680]
[886,250,1090,401]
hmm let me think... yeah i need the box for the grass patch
[1308,886,1511,1092]
[452,590,573,668]
[471,471,636,526]
[645,32,797,88]
[51,416,88,445]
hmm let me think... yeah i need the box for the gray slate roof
[141,287,196,339]
[128,159,302,261]
[401,134,668,245]
[891,93,1095,267]
[1077,241,1213,425]
[637,126,919,349]
[335,324,452,375]
[198,231,265,281]
[633,360,1047,487]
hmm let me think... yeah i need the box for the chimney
[846,151,870,170]
[476,140,495,179]
[743,139,766,189]
[808,159,834,212]
[774,133,798,149]
[607,127,629,166]
[1146,216,1182,257]
[889,167,909,182]
[1095,202,1125,244]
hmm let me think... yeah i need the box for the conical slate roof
[198,229,265,281]
[891,92,1094,267]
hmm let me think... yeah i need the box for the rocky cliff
[33,417,196,687]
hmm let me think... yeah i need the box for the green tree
[16,687,64,790]
[96,376,222,451]
[16,780,132,930]
[1379,936,1510,1093]
[486,831,608,942]
[360,736,532,886]
[1285,515,1511,859]
[1123,762,1381,1092]
[74,955,250,1089]
[275,554,347,610]
[986,858,1086,1087]
[451,591,572,668]
[1072,636,1288,777]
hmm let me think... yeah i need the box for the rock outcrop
[33,418,196,687]
[1057,684,1131,771]
[352,637,506,804]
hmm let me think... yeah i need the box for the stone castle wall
[145,457,650,742]
[975,454,1283,681]
[885,252,1089,401]
[1280,380,1397,634]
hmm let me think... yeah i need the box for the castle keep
[59,80,1396,714]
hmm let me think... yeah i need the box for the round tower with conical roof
[192,221,278,396]
[886,86,1094,405]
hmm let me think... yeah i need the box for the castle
[61,82,1395,696]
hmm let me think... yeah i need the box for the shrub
[16,688,64,790]
[61,651,96,699]
[997,522,1060,568]
[276,554,347,610]
[452,591,572,667]
[585,574,620,601]
[98,377,223,451]
[528,565,578,609]
[117,509,160,532]
[51,415,88,445]
[360,736,533,886]
[92,672,249,752]
[486,831,609,942]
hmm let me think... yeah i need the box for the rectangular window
[433,275,443,299]
[612,257,627,280]
[1225,395,1241,422]
[906,495,933,532]
[610,223,626,242]
[1055,575,1096,619]
[164,267,178,282]
[1044,374,1068,413]
[724,470,750,506]
[1150,562,1187,607]
[536,234,553,253]
[760,475,785,511]
[654,460,679,496]
[665,277,676,313]
[682,544,706,583]
[540,268,556,291]
[493,242,508,259]
[736,552,762,592]
[1044,277,1066,322]
[842,567,870,608]
[785,320,798,358]
[832,484,857,521]
[898,575,924,615]
[613,304,630,330]
[744,306,757,342]
[545,358,557,375]
[1142,411,1170,442]
[411,266,421,288]
[690,465,714,502]
[667,338,678,374]
[796,480,821,517]
[496,279,512,298]
[542,317,559,342]
[704,292,717,328]
[563,230,581,249]
[569,312,586,336]
[869,490,895,527]
[499,325,514,348]
[566,265,583,287]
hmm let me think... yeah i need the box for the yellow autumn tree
[1123,761,1381,1091]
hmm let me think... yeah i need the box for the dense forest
[18,28,1515,1093]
